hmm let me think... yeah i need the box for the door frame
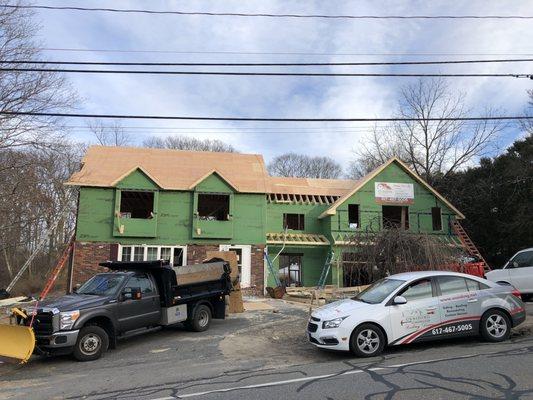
[219,245,252,288]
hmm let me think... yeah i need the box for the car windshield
[77,274,125,296]
[352,278,405,304]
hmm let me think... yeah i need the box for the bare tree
[143,135,237,153]
[519,89,533,134]
[0,1,75,151]
[351,79,505,184]
[268,153,343,179]
[88,120,132,146]
[342,224,463,286]
[0,1,78,292]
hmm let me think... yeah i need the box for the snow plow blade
[0,324,35,364]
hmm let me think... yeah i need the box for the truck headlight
[59,310,80,330]
[322,316,348,329]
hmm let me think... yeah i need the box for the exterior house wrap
[66,146,466,294]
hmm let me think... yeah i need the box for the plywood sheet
[205,251,244,313]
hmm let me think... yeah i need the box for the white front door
[219,245,252,288]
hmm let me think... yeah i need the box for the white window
[118,245,187,266]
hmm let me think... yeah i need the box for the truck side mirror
[122,287,142,301]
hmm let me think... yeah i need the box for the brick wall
[247,245,265,296]
[72,241,112,286]
[186,244,220,264]
[72,242,267,296]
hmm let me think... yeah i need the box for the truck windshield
[77,274,125,296]
[352,278,405,304]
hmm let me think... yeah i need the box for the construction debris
[205,251,244,313]
[284,284,369,306]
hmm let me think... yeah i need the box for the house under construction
[65,146,482,294]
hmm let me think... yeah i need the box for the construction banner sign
[375,182,414,205]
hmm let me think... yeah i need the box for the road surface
[1,300,532,400]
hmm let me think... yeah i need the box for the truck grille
[307,322,318,333]
[31,312,55,335]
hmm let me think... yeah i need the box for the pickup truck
[25,259,232,361]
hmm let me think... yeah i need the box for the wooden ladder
[450,220,489,271]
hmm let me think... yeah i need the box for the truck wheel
[481,309,511,342]
[189,304,211,332]
[73,326,109,361]
[350,323,385,357]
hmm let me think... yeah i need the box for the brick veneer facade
[72,241,266,295]
[71,241,112,286]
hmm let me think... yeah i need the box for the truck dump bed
[99,259,232,307]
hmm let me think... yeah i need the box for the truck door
[117,273,161,333]
[435,275,480,338]
[389,278,441,344]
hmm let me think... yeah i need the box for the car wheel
[481,309,511,342]
[350,323,385,357]
[189,304,211,332]
[73,325,109,361]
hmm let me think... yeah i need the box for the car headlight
[322,316,348,329]
[59,310,80,330]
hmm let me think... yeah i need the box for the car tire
[73,325,109,361]
[480,309,511,342]
[189,304,211,332]
[350,323,385,357]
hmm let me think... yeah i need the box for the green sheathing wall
[113,169,159,238]
[76,172,266,245]
[328,162,459,241]
[266,246,331,287]
[266,202,330,235]
[192,173,235,239]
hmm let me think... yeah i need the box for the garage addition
[66,146,471,294]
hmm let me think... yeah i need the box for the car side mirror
[393,296,407,305]
[72,284,81,293]
[512,261,519,269]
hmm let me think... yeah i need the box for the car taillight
[511,288,521,299]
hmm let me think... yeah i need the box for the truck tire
[189,304,211,332]
[73,325,109,361]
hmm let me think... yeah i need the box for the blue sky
[32,0,533,166]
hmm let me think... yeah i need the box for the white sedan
[308,271,526,357]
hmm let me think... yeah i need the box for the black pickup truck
[26,260,232,361]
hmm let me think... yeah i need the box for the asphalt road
[1,300,532,400]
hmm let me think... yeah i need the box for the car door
[435,275,481,338]
[117,273,161,333]
[507,250,533,293]
[389,278,441,345]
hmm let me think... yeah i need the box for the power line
[2,67,530,78]
[4,111,532,122]
[36,48,533,57]
[2,4,532,19]
[5,58,533,67]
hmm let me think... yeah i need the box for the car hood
[312,298,374,320]
[39,294,112,312]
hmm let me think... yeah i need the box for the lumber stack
[284,284,370,304]
[205,251,244,313]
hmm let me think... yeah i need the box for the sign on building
[375,182,414,205]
